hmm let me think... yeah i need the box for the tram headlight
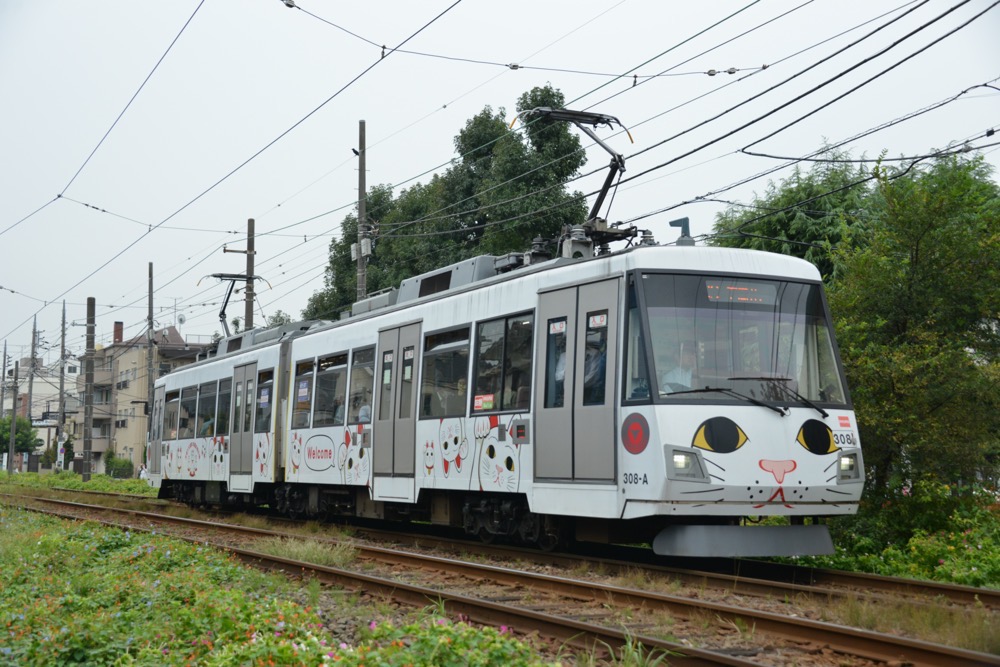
[666,447,708,482]
[837,452,862,482]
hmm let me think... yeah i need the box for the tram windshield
[636,273,847,406]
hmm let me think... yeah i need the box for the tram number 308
[623,472,648,485]
[834,432,858,446]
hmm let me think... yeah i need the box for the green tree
[0,416,38,454]
[711,152,871,279]
[104,448,135,479]
[303,85,589,318]
[472,86,587,255]
[62,435,75,470]
[829,154,1000,500]
[265,309,294,328]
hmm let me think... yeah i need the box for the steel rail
[8,495,997,667]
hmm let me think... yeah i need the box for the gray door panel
[394,323,420,475]
[534,279,618,483]
[149,386,165,474]
[231,363,256,475]
[534,287,577,479]
[374,329,399,476]
[374,322,421,477]
[573,279,618,481]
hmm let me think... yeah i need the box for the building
[69,323,212,475]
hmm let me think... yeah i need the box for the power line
[60,1,206,196]
[4,1,466,343]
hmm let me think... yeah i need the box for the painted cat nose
[759,459,797,484]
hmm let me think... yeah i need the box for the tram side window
[179,386,198,438]
[163,391,180,439]
[255,370,274,434]
[314,353,348,427]
[582,310,609,405]
[420,327,470,418]
[378,349,393,421]
[399,346,415,419]
[348,348,375,424]
[151,394,163,442]
[623,280,650,401]
[197,381,217,437]
[292,360,314,429]
[242,379,255,434]
[544,319,567,408]
[217,378,232,435]
[472,313,533,413]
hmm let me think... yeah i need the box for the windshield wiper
[728,376,829,418]
[666,386,788,417]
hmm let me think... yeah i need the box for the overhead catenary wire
[21,0,884,336]
[59,1,206,197]
[10,2,995,356]
[2,1,466,342]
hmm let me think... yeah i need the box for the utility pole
[7,362,17,473]
[222,220,257,332]
[147,263,155,448]
[1,341,7,421]
[57,301,66,470]
[245,218,255,330]
[83,297,95,482]
[27,316,37,422]
[356,119,369,301]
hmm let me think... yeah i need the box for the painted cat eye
[692,417,748,454]
[796,419,838,455]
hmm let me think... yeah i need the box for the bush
[811,482,1000,587]
[104,454,135,479]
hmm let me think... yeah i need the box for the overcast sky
[1,0,997,364]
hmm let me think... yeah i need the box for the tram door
[230,362,257,475]
[148,386,165,474]
[535,278,619,482]
[373,323,421,477]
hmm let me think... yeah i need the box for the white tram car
[147,234,865,556]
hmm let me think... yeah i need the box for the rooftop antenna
[669,217,695,246]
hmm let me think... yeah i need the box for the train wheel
[535,518,563,552]
[478,528,496,545]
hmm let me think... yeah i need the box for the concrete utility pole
[7,362,17,473]
[222,221,257,332]
[27,316,37,422]
[147,263,155,445]
[245,218,255,330]
[57,301,66,469]
[356,119,369,301]
[1,341,7,421]
[83,297,95,482]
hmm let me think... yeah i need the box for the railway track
[5,493,997,666]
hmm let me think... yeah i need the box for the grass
[255,535,359,568]
[826,592,1000,654]
[0,505,560,665]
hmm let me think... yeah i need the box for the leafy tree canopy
[303,84,588,320]
[829,154,1000,495]
[0,416,39,454]
[710,150,871,279]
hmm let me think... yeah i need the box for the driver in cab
[661,344,696,391]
